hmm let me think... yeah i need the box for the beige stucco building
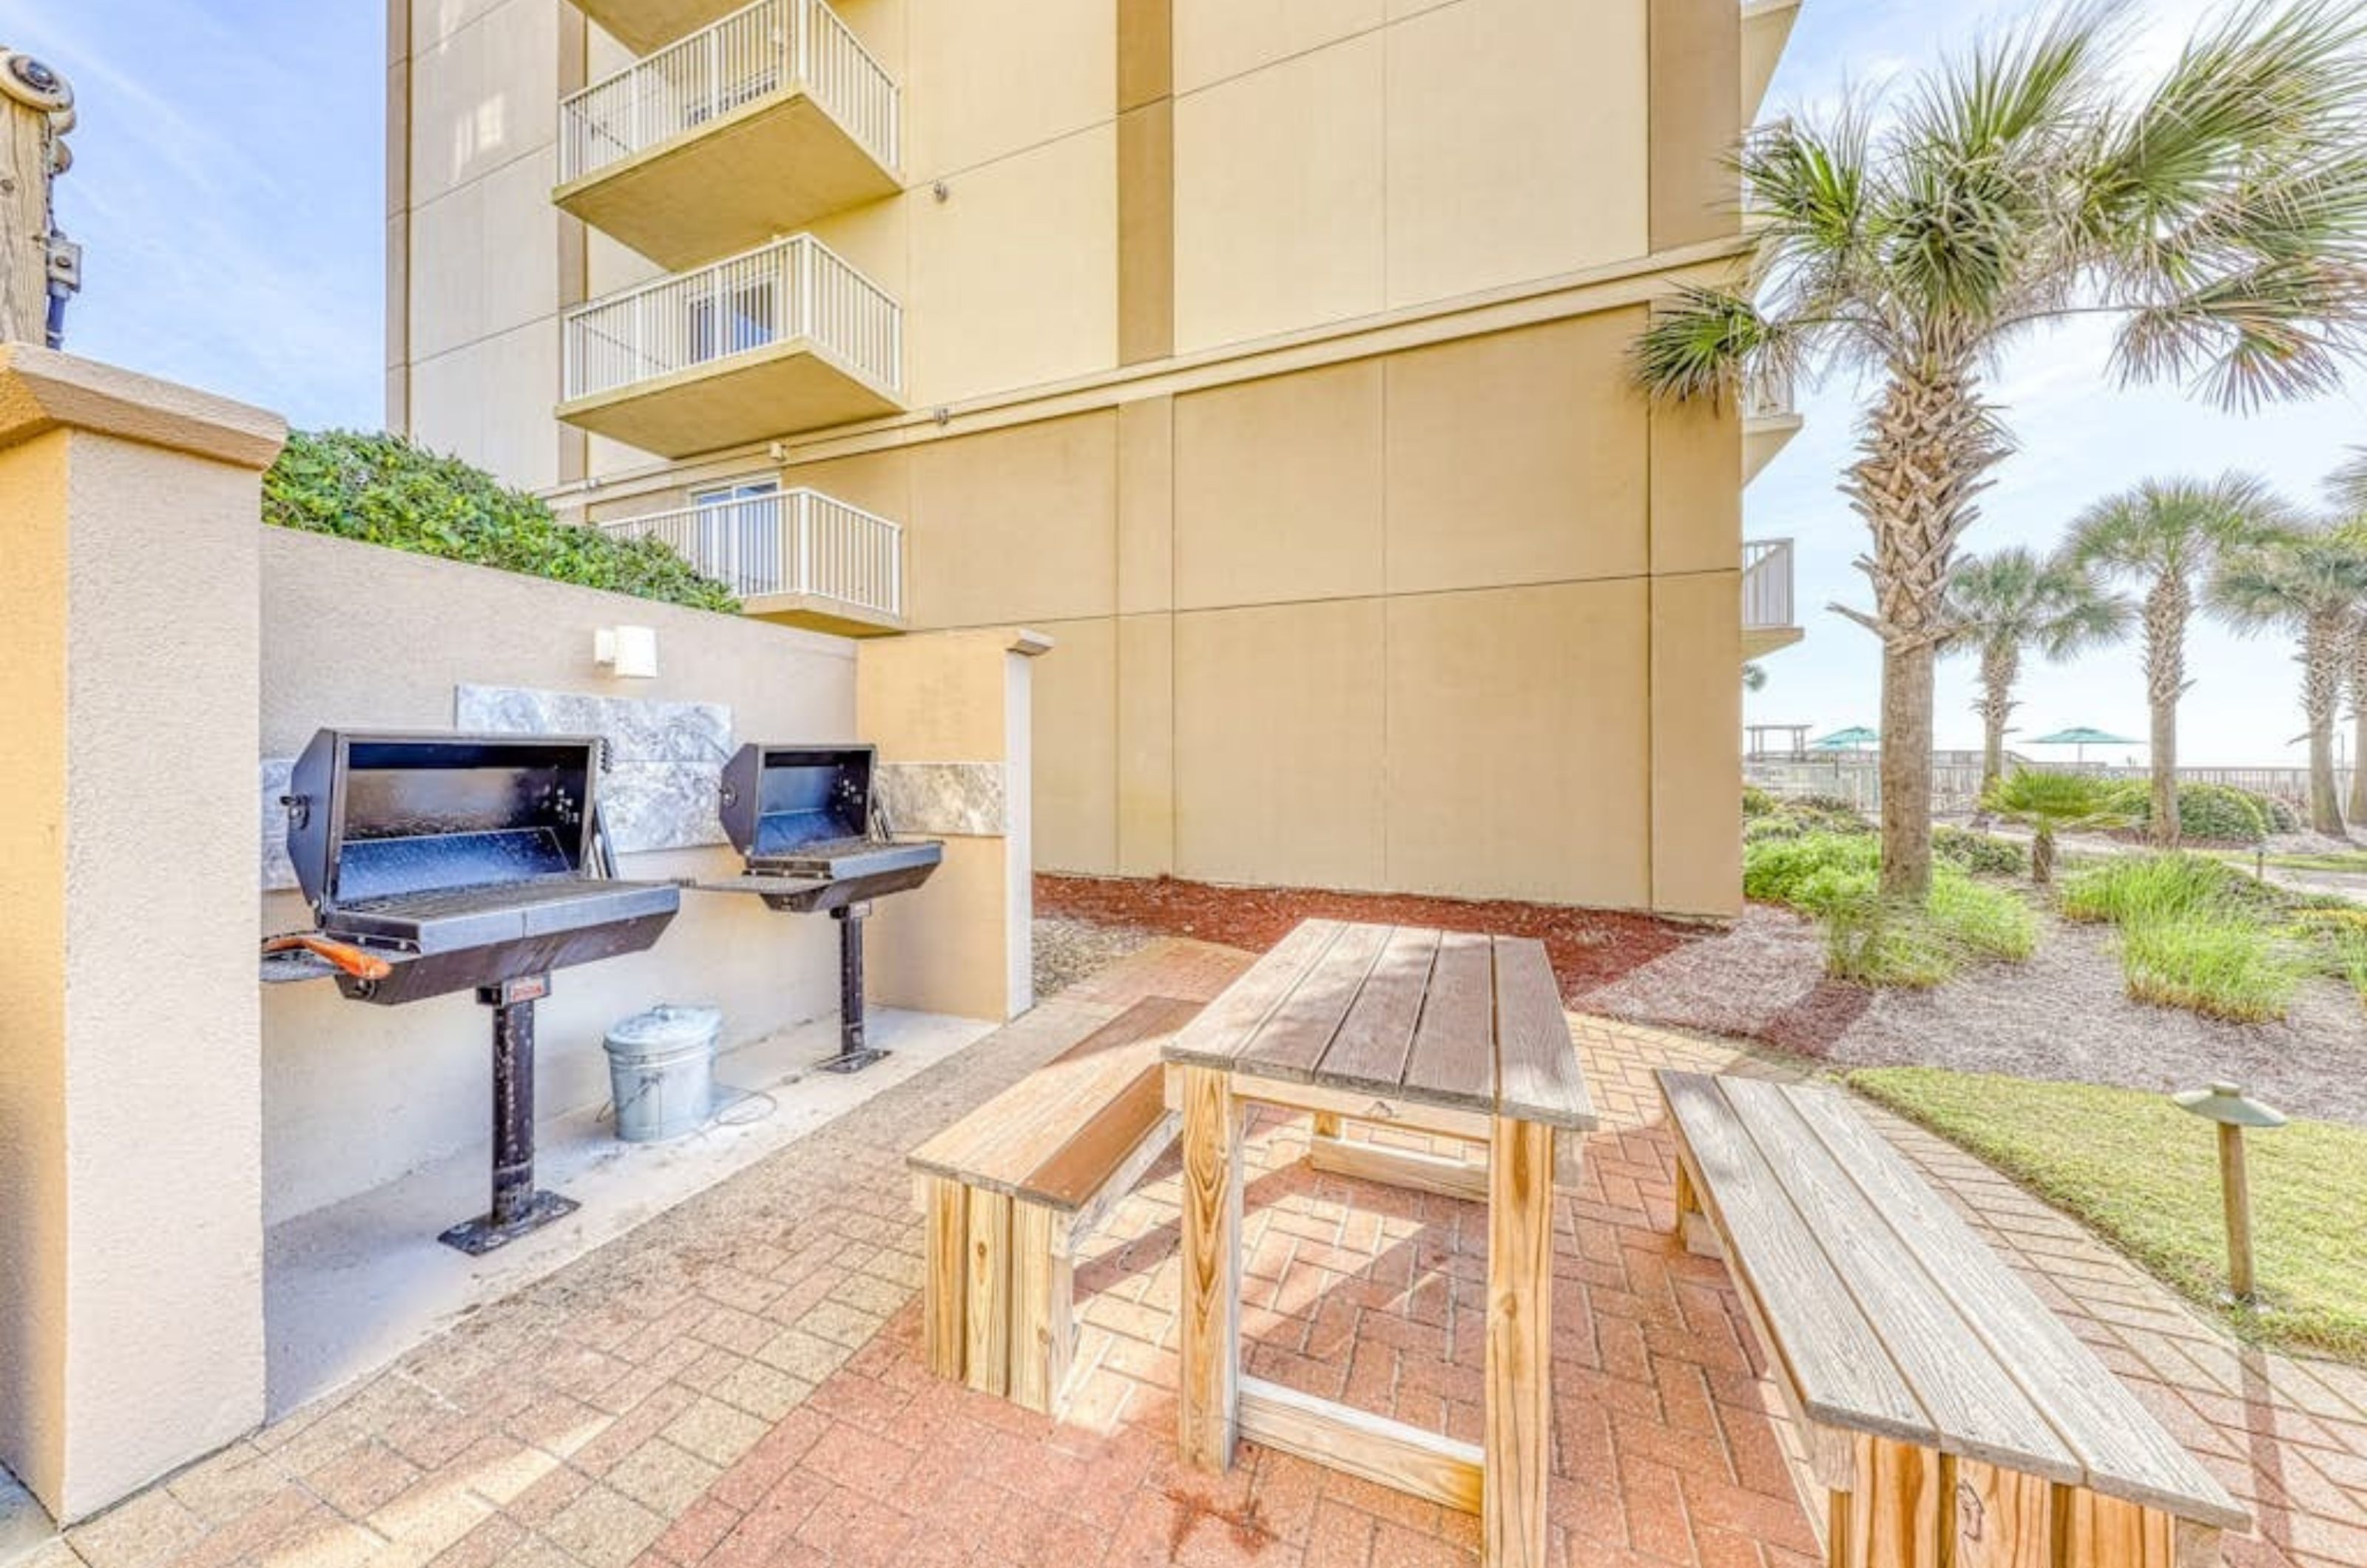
[388,0,1804,918]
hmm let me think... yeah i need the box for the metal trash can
[604,1004,722,1143]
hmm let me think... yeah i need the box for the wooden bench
[1658,1071,2249,1568]
[908,996,1203,1412]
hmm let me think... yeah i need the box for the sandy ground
[1586,904,2367,1127]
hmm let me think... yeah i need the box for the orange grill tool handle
[261,933,394,982]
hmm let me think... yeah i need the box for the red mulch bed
[1036,873,1711,1003]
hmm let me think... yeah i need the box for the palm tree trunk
[1845,359,2006,901]
[2349,624,2367,825]
[1880,640,1936,898]
[1975,640,2018,791]
[2144,576,2187,846]
[2303,612,2346,836]
[2031,824,2055,886]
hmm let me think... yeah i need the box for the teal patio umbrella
[2028,725,2140,766]
[1809,726,1880,751]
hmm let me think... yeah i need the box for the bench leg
[1483,1116,1553,1568]
[922,1177,968,1382]
[1009,1201,1071,1415]
[965,1189,1013,1399]
[1672,1155,1722,1259]
[1178,1065,1244,1471]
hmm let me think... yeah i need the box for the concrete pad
[264,1007,991,1419]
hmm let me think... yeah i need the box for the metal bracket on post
[816,900,887,1074]
[440,973,581,1254]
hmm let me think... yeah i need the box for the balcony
[601,487,905,633]
[556,0,900,270]
[1741,0,1803,125]
[558,234,904,458]
[1742,537,1801,657]
[1742,364,1802,484]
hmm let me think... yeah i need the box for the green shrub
[1743,832,1879,905]
[2105,781,2272,843]
[1745,832,2034,986]
[1743,814,1803,844]
[2119,916,2305,1022]
[1933,826,2027,877]
[2177,783,2270,843]
[2058,853,2280,925]
[2256,792,2303,834]
[2292,910,2367,1003]
[1817,876,2036,987]
[264,430,741,613]
[1926,873,2040,962]
[1742,785,1777,818]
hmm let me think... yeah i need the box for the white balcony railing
[601,489,904,616]
[1743,537,1794,629]
[558,0,899,184]
[562,234,902,403]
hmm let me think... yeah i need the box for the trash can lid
[606,1003,723,1049]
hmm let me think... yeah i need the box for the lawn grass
[2255,850,2367,874]
[1851,1067,2367,1364]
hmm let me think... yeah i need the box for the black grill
[272,729,682,1253]
[703,743,942,1071]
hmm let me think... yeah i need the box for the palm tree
[1982,768,2131,886]
[2067,475,2283,845]
[2211,521,2367,835]
[1942,548,2127,792]
[2334,453,2367,821]
[1743,662,1769,692]
[1630,1,2367,898]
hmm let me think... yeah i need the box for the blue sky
[5,0,2363,766]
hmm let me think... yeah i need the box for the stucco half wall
[259,530,868,1226]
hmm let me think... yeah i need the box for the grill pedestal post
[440,973,581,1254]
[817,901,887,1074]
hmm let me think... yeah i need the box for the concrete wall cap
[0,345,288,469]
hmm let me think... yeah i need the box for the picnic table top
[1161,919,1598,1131]
[1659,1069,2248,1531]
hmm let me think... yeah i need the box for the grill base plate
[439,1190,580,1255]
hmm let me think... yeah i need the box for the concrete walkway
[19,938,2367,1568]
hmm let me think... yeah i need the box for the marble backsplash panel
[456,685,734,853]
[260,688,739,891]
[875,761,1007,837]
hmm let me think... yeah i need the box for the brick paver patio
[26,936,2367,1568]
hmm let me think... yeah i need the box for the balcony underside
[1743,624,1805,660]
[1743,410,1803,485]
[746,591,905,637]
[1742,0,1803,124]
[574,0,748,58]
[556,341,902,459]
[555,92,900,271]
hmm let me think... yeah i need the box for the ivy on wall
[263,430,740,615]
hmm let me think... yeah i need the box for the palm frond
[2067,473,2286,579]
[1628,286,1772,405]
[2115,259,2367,411]
[2328,450,2367,516]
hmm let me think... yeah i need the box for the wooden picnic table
[1161,919,1596,1568]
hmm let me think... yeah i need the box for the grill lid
[719,744,878,862]
[286,730,603,913]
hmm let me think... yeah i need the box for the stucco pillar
[0,346,284,1521]
[856,627,1053,1022]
